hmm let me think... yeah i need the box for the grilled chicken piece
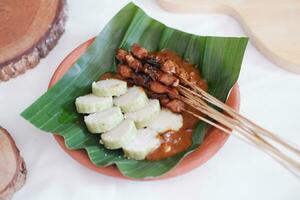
[161,60,177,74]
[125,54,142,70]
[160,98,170,107]
[157,72,178,86]
[132,72,151,88]
[145,90,168,101]
[118,63,185,113]
[146,54,166,66]
[116,49,129,62]
[149,81,169,94]
[139,63,157,80]
[149,81,179,99]
[141,64,179,86]
[165,99,185,113]
[145,90,185,113]
[166,87,179,99]
[117,64,133,79]
[119,51,180,87]
[131,43,148,59]
[116,44,187,114]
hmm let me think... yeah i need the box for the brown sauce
[100,49,207,161]
[146,50,207,160]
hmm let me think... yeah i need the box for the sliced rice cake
[148,109,183,133]
[75,94,113,114]
[125,99,160,128]
[84,107,123,133]
[114,86,148,113]
[101,119,137,149]
[92,79,127,97]
[123,128,161,160]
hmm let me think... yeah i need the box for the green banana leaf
[21,2,248,179]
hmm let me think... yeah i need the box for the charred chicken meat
[115,43,186,113]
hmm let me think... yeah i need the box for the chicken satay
[129,73,175,99]
[144,55,189,86]
[145,90,169,101]
[141,63,158,80]
[131,43,148,59]
[149,81,179,100]
[144,86,184,113]
[125,54,142,71]
[145,54,178,74]
[146,91,184,113]
[161,59,191,83]
[167,87,179,99]
[117,47,185,86]
[117,64,133,79]
[160,98,170,107]
[149,81,169,94]
[119,68,185,113]
[161,60,177,74]
[130,72,151,88]
[143,57,162,68]
[165,99,185,113]
[116,49,129,62]
[117,47,180,87]
[157,72,179,87]
[142,64,179,87]
[116,45,185,113]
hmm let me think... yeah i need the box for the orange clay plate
[49,38,240,180]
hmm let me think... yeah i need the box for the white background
[1,0,299,199]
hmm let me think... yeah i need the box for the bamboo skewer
[179,83,300,155]
[184,107,300,178]
[177,77,300,178]
[180,85,300,161]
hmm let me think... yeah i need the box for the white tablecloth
[1,0,299,199]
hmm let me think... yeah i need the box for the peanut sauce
[146,50,207,160]
[100,49,207,161]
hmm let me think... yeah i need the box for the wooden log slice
[0,127,27,200]
[0,0,67,82]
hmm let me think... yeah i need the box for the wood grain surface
[157,0,300,73]
[0,0,66,81]
[0,127,26,200]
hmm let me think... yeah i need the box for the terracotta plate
[49,38,240,180]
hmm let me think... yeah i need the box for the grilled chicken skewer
[116,44,185,113]
[119,44,300,177]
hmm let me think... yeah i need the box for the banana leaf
[21,2,248,179]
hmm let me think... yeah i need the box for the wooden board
[157,0,300,73]
[0,0,66,81]
[0,127,26,200]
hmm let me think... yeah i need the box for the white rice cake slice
[113,86,148,113]
[148,109,183,133]
[123,128,161,160]
[75,94,113,114]
[92,79,127,97]
[125,99,160,128]
[101,119,137,149]
[84,107,123,133]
